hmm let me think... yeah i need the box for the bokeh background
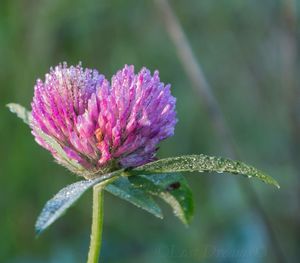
[1,0,299,262]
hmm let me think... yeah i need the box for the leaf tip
[6,103,14,111]
[34,227,43,238]
[157,214,164,219]
[263,174,280,189]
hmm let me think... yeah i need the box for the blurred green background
[1,0,299,262]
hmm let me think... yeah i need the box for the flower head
[31,63,177,176]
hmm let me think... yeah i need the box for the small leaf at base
[105,177,163,219]
[7,103,31,125]
[35,170,123,235]
[129,173,194,225]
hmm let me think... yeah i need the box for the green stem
[87,184,104,263]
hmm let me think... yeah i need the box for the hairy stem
[87,184,104,263]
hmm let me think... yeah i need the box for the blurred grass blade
[105,177,163,219]
[7,103,32,125]
[132,154,280,188]
[129,173,194,225]
[35,170,123,235]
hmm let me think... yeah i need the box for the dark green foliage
[35,170,123,235]
[129,173,194,225]
[106,177,163,219]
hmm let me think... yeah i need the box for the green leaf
[131,154,280,188]
[7,103,88,176]
[105,177,163,219]
[7,103,31,125]
[35,127,87,176]
[35,170,123,235]
[129,174,194,225]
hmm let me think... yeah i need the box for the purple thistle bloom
[31,63,177,176]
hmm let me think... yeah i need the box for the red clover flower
[8,62,279,263]
[31,63,177,175]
